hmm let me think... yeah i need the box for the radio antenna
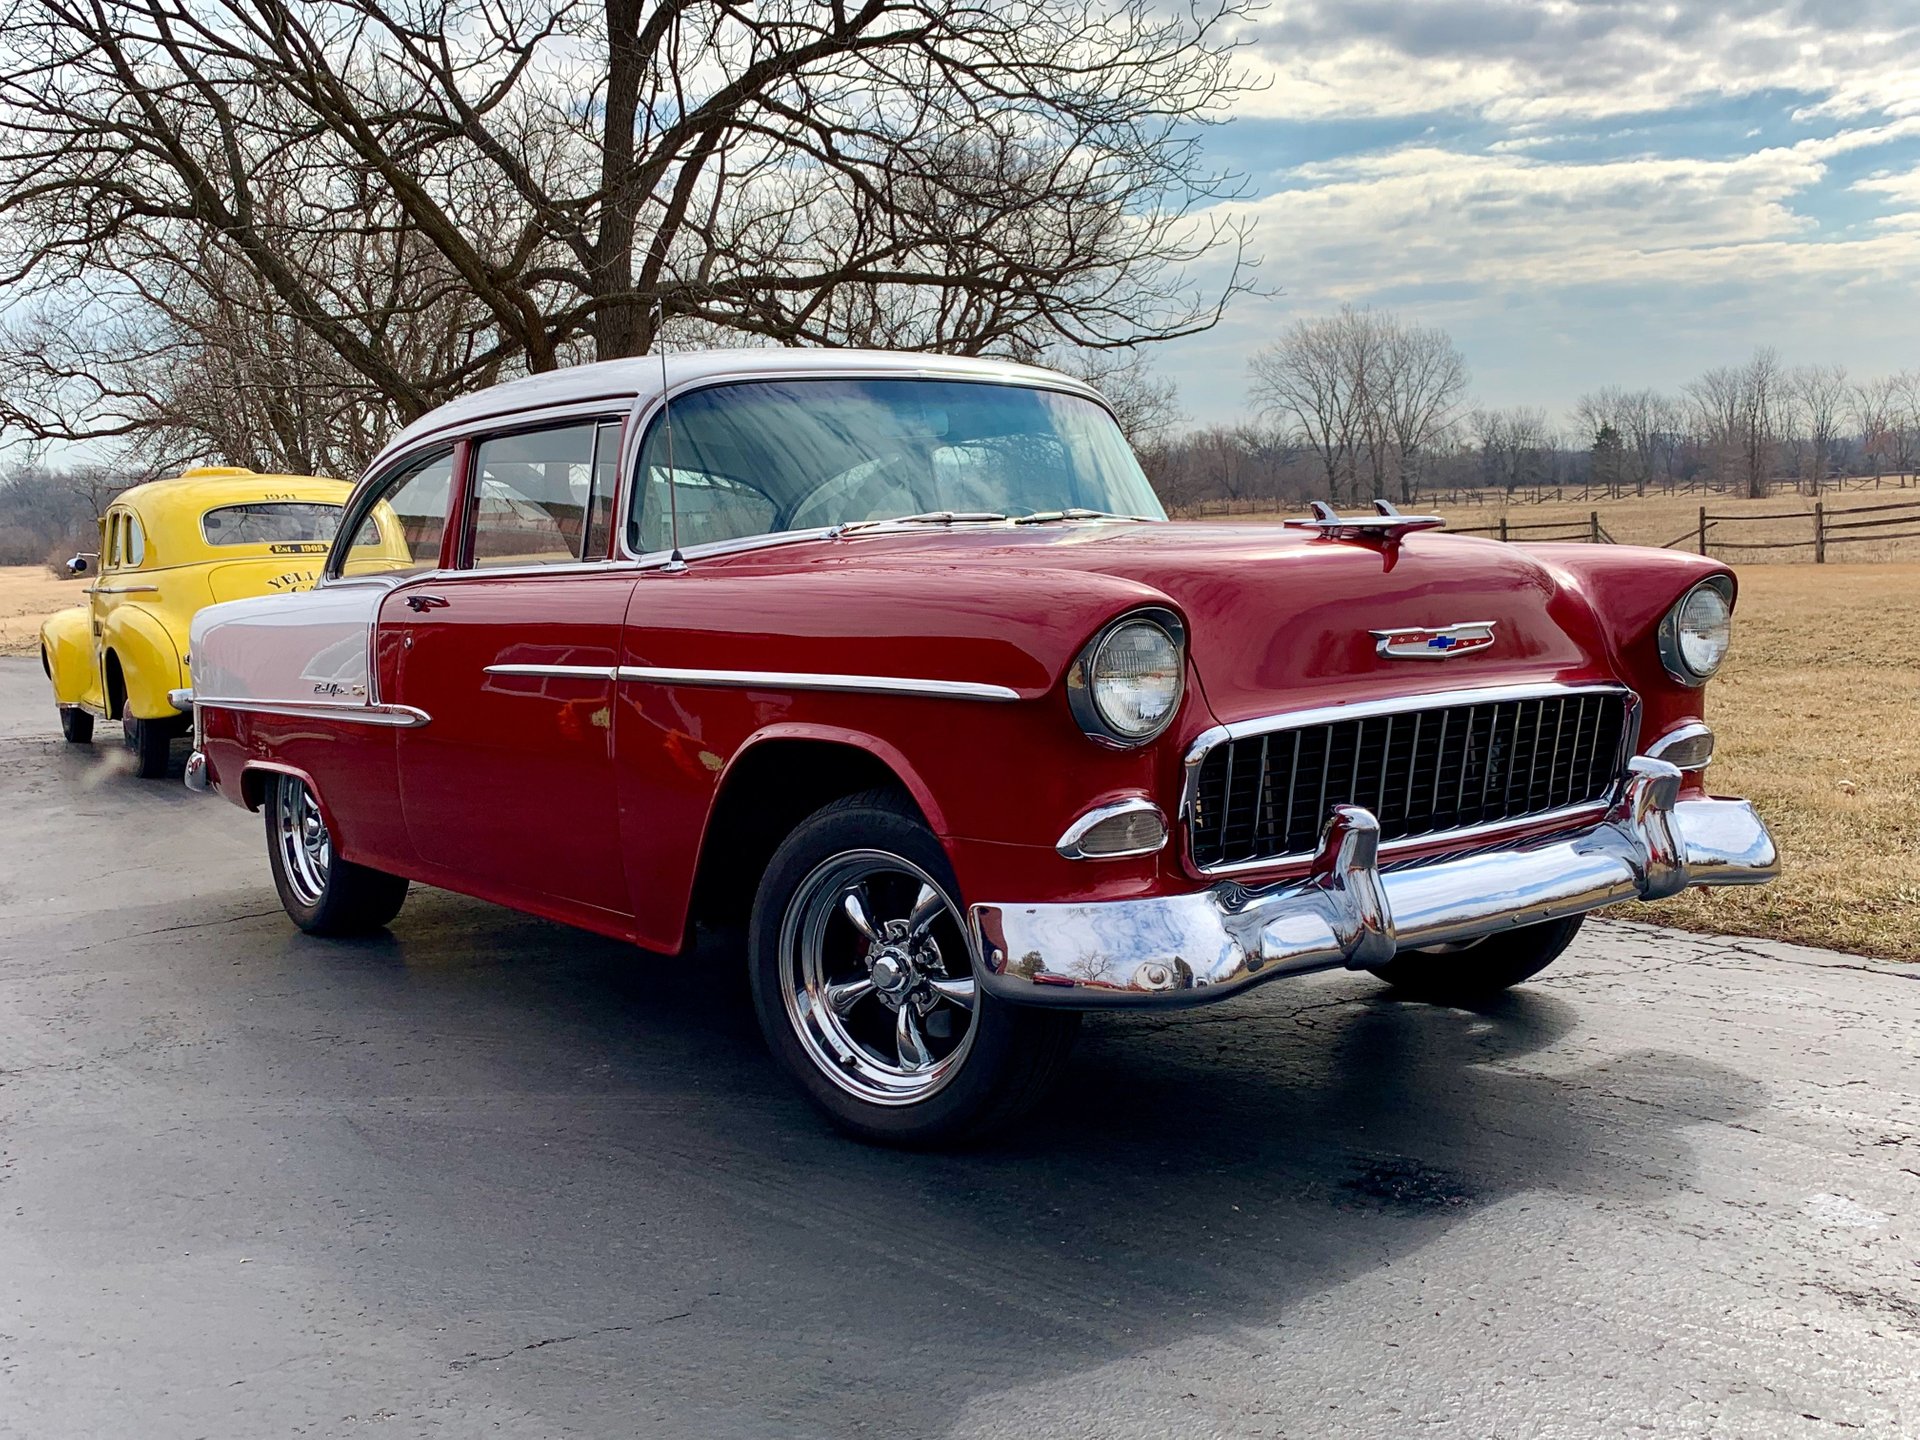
[655,305,685,572]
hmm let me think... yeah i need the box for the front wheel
[265,773,409,936]
[58,707,94,744]
[748,790,1079,1146]
[1367,915,1585,1004]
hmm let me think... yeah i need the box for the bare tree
[1379,323,1467,503]
[1852,376,1900,482]
[1790,364,1847,494]
[0,0,1256,468]
[1248,305,1463,505]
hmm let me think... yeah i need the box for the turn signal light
[1057,801,1169,860]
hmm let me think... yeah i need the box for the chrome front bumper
[970,758,1778,1009]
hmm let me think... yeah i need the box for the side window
[467,421,600,569]
[333,450,455,578]
[104,513,122,568]
[123,512,145,568]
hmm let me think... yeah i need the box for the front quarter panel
[39,606,100,710]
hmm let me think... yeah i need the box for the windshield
[202,501,343,550]
[626,378,1163,553]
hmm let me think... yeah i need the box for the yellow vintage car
[39,466,409,777]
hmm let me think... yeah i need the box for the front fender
[101,606,186,721]
[39,606,100,711]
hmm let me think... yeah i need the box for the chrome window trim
[1645,721,1714,770]
[615,665,1020,702]
[1179,680,1641,879]
[194,696,432,728]
[614,372,1134,563]
[1056,798,1169,861]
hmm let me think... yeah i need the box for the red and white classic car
[184,351,1777,1143]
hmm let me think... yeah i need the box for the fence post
[1697,506,1707,555]
[1814,501,1825,563]
[1589,510,1600,544]
[1498,516,1509,543]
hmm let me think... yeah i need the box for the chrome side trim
[1645,721,1714,770]
[193,696,432,728]
[1056,798,1169,861]
[614,665,1020,702]
[1179,681,1638,879]
[973,758,1780,1009]
[484,663,620,681]
[88,584,161,595]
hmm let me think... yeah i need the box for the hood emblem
[1371,622,1497,660]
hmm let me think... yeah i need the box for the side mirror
[66,555,89,575]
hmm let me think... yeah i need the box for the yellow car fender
[39,606,101,712]
[99,605,186,722]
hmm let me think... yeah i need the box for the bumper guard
[970,758,1777,1008]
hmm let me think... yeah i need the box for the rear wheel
[1368,915,1586,1004]
[265,773,409,936]
[123,715,174,778]
[748,790,1079,1146]
[58,707,94,744]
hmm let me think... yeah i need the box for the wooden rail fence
[1450,512,1616,544]
[1650,496,1920,561]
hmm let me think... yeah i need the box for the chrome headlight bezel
[1067,607,1187,748]
[1657,576,1734,687]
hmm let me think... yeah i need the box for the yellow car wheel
[123,716,175,779]
[59,707,94,744]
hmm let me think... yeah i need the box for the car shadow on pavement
[203,888,1768,1438]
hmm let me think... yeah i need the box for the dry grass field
[0,566,78,657]
[1614,563,1920,960]
[0,560,1911,959]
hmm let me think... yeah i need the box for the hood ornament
[1284,499,1446,542]
[1371,621,1498,660]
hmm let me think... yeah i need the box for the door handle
[405,593,449,612]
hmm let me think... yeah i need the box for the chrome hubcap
[275,774,331,907]
[779,850,980,1106]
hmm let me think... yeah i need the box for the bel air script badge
[1371,621,1498,660]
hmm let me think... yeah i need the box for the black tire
[123,715,174,778]
[59,707,94,744]
[264,772,409,936]
[1368,915,1586,1004]
[748,788,1079,1147]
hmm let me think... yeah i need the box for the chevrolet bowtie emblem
[1370,621,1498,659]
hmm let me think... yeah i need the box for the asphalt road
[1,655,1917,1439]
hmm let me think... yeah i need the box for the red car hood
[711,521,1622,726]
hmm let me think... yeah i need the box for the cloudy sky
[1156,0,1920,426]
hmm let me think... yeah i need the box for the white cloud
[1226,2,1920,124]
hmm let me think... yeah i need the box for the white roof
[370,348,1099,475]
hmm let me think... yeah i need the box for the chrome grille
[1188,689,1631,872]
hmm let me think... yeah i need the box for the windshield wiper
[828,510,1009,537]
[1011,508,1150,525]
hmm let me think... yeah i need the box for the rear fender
[100,606,186,721]
[39,607,101,711]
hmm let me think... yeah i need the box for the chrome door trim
[614,665,1020,702]
[484,663,620,681]
[1179,680,1640,879]
[194,696,432,728]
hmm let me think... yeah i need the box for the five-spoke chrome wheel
[778,850,980,1106]
[273,773,332,907]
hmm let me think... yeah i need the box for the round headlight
[1661,580,1732,684]
[1071,612,1185,745]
